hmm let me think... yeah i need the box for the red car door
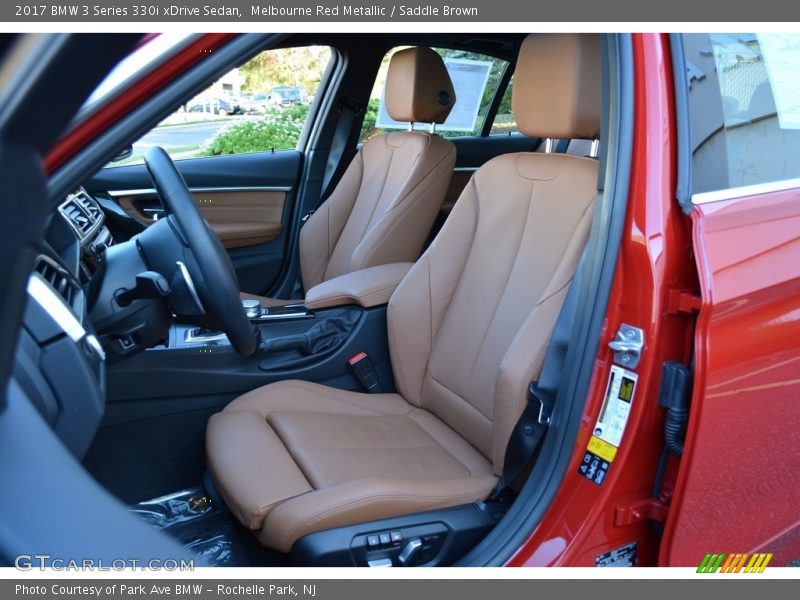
[660,32,800,567]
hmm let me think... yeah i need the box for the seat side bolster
[300,150,365,291]
[206,410,312,530]
[388,178,479,407]
[348,135,457,273]
[492,185,597,472]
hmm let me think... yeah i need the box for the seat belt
[489,248,588,500]
[301,97,361,225]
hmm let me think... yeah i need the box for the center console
[105,303,394,411]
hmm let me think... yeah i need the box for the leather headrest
[385,47,456,124]
[513,34,601,140]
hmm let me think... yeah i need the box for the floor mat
[131,487,249,566]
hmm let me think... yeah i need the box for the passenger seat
[243,47,457,305]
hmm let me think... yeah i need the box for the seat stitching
[419,176,481,403]
[266,415,321,490]
[465,177,536,383]
[348,141,453,272]
[357,144,397,248]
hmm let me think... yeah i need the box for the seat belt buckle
[348,352,381,393]
[529,382,552,425]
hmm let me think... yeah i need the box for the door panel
[662,189,800,565]
[451,134,539,168]
[86,151,302,296]
[115,189,285,249]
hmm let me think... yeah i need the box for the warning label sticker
[577,365,638,486]
[587,435,618,462]
[593,365,637,448]
[596,541,638,567]
[578,449,610,485]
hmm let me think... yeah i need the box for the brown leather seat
[243,47,457,306]
[208,33,601,553]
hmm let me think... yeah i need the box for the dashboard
[13,188,112,458]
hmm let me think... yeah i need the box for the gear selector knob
[242,298,262,319]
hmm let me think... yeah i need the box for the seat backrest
[388,34,601,475]
[299,47,457,291]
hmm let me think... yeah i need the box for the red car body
[44,32,800,567]
[513,33,800,567]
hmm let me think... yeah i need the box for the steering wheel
[143,147,257,356]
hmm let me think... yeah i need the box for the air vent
[73,191,102,222]
[34,257,79,307]
[60,188,102,238]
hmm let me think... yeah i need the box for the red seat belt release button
[348,352,381,393]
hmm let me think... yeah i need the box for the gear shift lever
[242,298,262,319]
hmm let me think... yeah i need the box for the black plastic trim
[292,501,508,567]
[669,34,694,214]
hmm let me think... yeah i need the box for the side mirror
[110,144,133,163]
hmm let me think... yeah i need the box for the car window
[488,76,517,136]
[359,46,508,142]
[684,33,800,195]
[112,45,332,166]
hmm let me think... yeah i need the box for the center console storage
[105,305,394,409]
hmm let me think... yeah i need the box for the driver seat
[243,46,457,306]
[207,33,601,553]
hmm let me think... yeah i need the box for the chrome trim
[27,274,86,343]
[184,328,229,344]
[453,167,478,173]
[85,335,106,361]
[27,275,105,361]
[176,261,204,314]
[59,187,105,240]
[692,178,800,206]
[107,185,292,197]
[254,310,312,321]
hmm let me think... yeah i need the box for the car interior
[3,31,633,567]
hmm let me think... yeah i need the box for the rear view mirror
[110,143,133,163]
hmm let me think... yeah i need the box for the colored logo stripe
[698,552,773,573]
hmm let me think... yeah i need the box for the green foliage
[238,46,330,96]
[358,98,381,141]
[201,106,310,156]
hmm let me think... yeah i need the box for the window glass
[112,46,331,166]
[685,33,800,194]
[359,47,508,142]
[488,76,518,136]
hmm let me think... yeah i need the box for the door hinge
[608,323,644,369]
[665,289,702,314]
[615,497,670,526]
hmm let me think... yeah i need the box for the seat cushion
[206,380,497,553]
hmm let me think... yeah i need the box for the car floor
[83,406,224,504]
[130,486,289,567]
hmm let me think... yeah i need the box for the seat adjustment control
[397,538,422,566]
[367,558,393,567]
